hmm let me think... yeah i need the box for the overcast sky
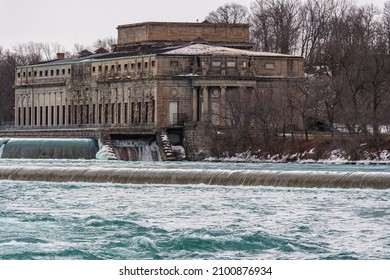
[0,0,387,52]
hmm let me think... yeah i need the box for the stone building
[13,21,304,160]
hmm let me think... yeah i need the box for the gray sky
[0,0,387,52]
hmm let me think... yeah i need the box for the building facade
[14,22,304,160]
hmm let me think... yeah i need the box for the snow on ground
[204,148,390,164]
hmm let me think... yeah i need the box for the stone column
[192,87,198,121]
[220,86,226,125]
[15,97,20,127]
[21,97,26,126]
[95,89,99,124]
[37,93,41,126]
[59,92,63,126]
[202,87,209,122]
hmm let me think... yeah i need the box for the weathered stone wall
[117,22,250,47]
[156,79,192,126]
[183,123,213,160]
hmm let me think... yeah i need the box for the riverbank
[205,138,390,164]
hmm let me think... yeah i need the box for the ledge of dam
[1,166,390,189]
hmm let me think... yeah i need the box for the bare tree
[205,2,249,23]
[299,0,335,66]
[73,43,91,54]
[0,49,16,125]
[250,0,275,52]
[251,0,301,54]
[93,37,116,52]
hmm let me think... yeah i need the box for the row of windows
[17,59,279,80]
[210,61,275,69]
[188,60,275,69]
[17,60,157,79]
[17,102,155,127]
[92,60,156,74]
[17,68,71,78]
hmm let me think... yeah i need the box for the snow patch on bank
[204,148,390,164]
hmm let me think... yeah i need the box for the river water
[0,159,389,260]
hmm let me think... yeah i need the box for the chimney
[56,53,65,60]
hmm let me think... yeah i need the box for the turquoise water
[1,160,390,260]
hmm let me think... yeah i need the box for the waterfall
[0,144,5,158]
[0,166,389,189]
[0,139,9,158]
[111,139,161,161]
[0,138,99,159]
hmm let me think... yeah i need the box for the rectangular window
[98,65,102,72]
[137,62,142,69]
[62,106,66,125]
[92,66,96,73]
[137,103,141,123]
[265,63,274,69]
[51,106,54,126]
[34,107,37,126]
[124,64,128,70]
[28,107,31,126]
[99,104,102,124]
[68,68,71,75]
[144,62,148,69]
[68,105,72,125]
[80,105,84,124]
[40,107,43,126]
[50,70,54,76]
[17,72,21,78]
[151,100,155,123]
[170,60,178,67]
[18,108,21,126]
[151,61,156,67]
[45,106,48,126]
[23,107,26,126]
[28,71,32,77]
[92,104,96,124]
[56,106,60,125]
[212,61,221,67]
[227,61,236,67]
[111,104,115,123]
[145,102,148,123]
[169,102,178,125]
[34,71,37,77]
[86,105,89,124]
[56,69,60,76]
[62,69,65,75]
[131,63,135,70]
[131,102,135,123]
[39,71,43,77]
[74,105,78,124]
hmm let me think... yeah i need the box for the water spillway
[111,138,161,161]
[0,138,99,159]
[0,166,390,189]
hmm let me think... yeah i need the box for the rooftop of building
[17,43,301,68]
[116,21,250,29]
